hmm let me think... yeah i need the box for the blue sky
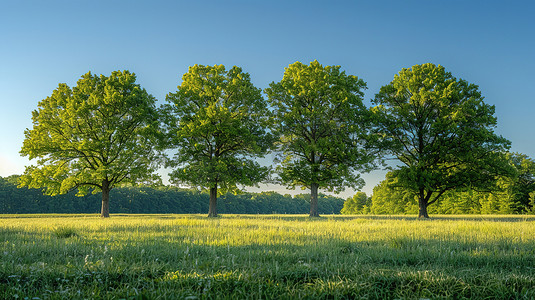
[1,0,534,198]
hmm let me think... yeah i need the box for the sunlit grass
[2,214,535,299]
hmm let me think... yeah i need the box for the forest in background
[0,175,344,215]
[342,153,535,215]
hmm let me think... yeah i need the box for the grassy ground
[1,214,535,299]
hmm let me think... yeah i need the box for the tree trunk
[309,183,320,217]
[208,185,218,218]
[418,189,430,219]
[418,202,430,218]
[101,179,110,218]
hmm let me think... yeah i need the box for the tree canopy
[19,70,161,217]
[372,63,511,218]
[161,64,273,217]
[266,60,379,217]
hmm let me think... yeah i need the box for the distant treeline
[0,176,344,214]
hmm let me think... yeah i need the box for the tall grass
[1,214,535,299]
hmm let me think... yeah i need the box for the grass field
[2,214,535,299]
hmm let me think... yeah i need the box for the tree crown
[266,60,379,192]
[19,70,161,196]
[162,64,273,194]
[372,63,511,205]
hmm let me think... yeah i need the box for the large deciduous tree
[162,64,272,217]
[19,70,161,217]
[372,63,511,218]
[266,60,378,217]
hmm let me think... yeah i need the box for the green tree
[341,192,370,215]
[19,70,160,217]
[266,60,378,217]
[475,153,535,214]
[370,177,418,215]
[529,192,535,214]
[370,172,487,215]
[501,153,535,212]
[372,63,511,218]
[162,64,272,217]
[429,189,482,214]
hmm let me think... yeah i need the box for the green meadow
[2,214,535,299]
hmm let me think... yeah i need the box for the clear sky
[1,0,534,198]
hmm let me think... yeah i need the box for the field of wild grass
[2,214,535,299]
